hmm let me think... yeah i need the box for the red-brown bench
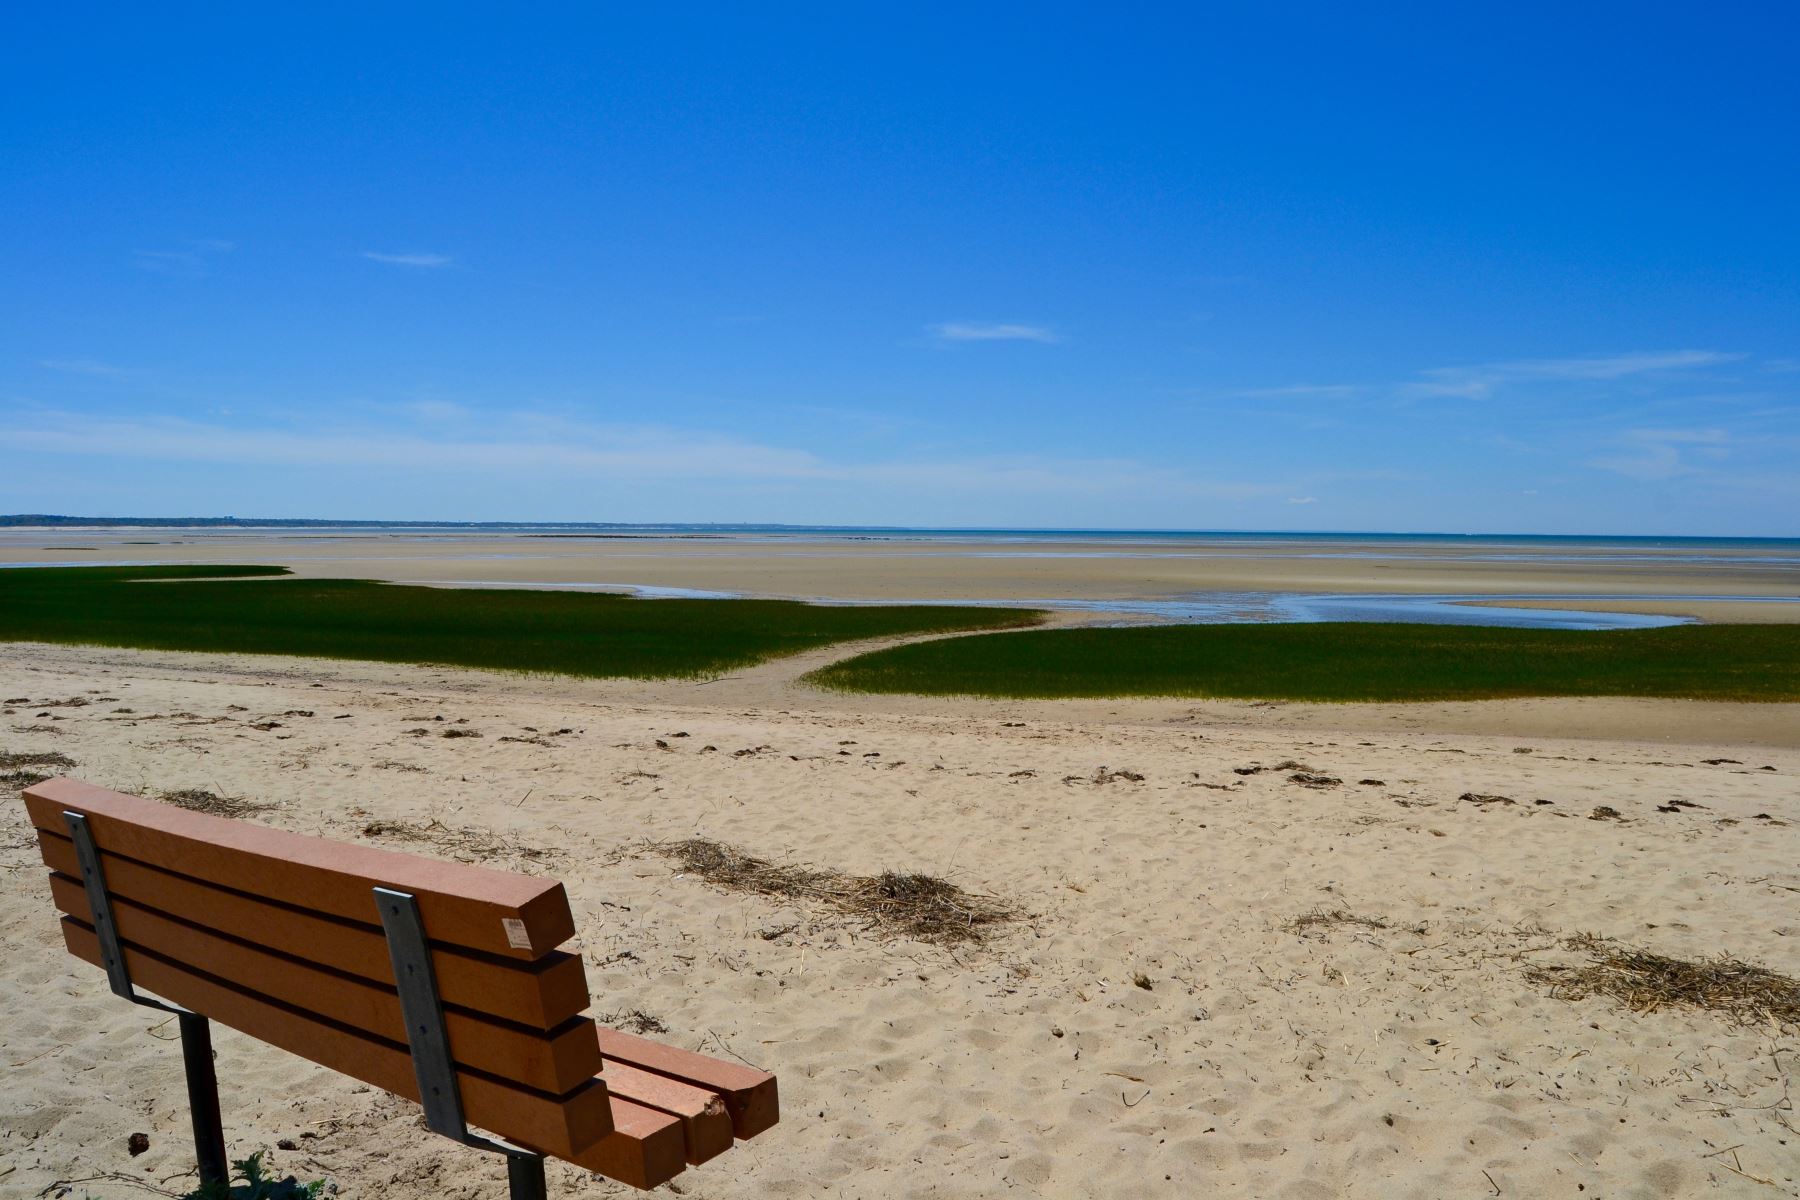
[22,777,778,1195]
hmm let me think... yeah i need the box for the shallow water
[456,583,1799,631]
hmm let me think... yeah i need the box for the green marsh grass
[0,565,1042,679]
[805,622,1800,702]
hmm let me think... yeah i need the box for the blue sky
[3,4,1796,534]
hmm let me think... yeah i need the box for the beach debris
[1289,772,1340,788]
[649,837,1019,946]
[127,1132,149,1156]
[1459,792,1517,807]
[1358,778,1386,786]
[1528,934,1800,1028]
[0,749,76,770]
[1587,806,1624,821]
[1287,908,1389,936]
[1090,767,1145,785]
[360,818,551,866]
[600,1009,669,1036]
[1132,973,1153,990]
[0,749,76,791]
[249,721,282,731]
[440,728,482,738]
[159,789,276,819]
[1701,758,1742,765]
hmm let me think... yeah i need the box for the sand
[5,530,1798,623]
[2,639,1796,1199]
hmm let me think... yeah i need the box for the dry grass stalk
[159,789,276,819]
[360,817,551,865]
[1287,908,1389,934]
[651,837,1019,946]
[0,750,75,771]
[1529,934,1800,1029]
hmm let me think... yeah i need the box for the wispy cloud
[1237,350,1747,406]
[1237,384,1365,400]
[928,322,1059,344]
[1406,350,1742,400]
[1588,427,1732,481]
[1501,350,1740,379]
[39,359,129,377]
[362,251,453,268]
[1285,496,1317,505]
[2,407,1285,505]
[132,239,235,276]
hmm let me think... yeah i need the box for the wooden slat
[597,1027,780,1139]
[37,829,588,1028]
[600,1059,734,1165]
[61,918,614,1161]
[560,1094,690,1190]
[27,779,573,959]
[48,872,601,1093]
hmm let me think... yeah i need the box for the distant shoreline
[3,514,1797,546]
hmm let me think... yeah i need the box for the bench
[21,777,778,1195]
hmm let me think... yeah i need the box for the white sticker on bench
[502,918,532,950]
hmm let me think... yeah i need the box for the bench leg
[507,1153,547,1200]
[179,1013,229,1188]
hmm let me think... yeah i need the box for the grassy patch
[806,622,1800,701]
[0,565,1041,680]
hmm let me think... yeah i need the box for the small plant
[183,1152,328,1200]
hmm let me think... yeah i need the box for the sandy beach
[3,638,1795,1198]
[5,528,1800,629]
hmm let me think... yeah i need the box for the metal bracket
[374,886,469,1137]
[64,811,184,1013]
[374,887,548,1195]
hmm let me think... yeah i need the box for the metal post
[180,1013,230,1188]
[507,1153,548,1200]
[65,810,230,1188]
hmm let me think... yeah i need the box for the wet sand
[4,528,1797,623]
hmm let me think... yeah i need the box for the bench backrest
[24,777,611,1160]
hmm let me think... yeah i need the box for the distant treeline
[1,514,749,530]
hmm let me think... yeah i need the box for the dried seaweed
[159,789,276,819]
[1529,934,1800,1028]
[651,837,1019,946]
[0,749,75,770]
[360,817,551,865]
[1286,908,1389,935]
